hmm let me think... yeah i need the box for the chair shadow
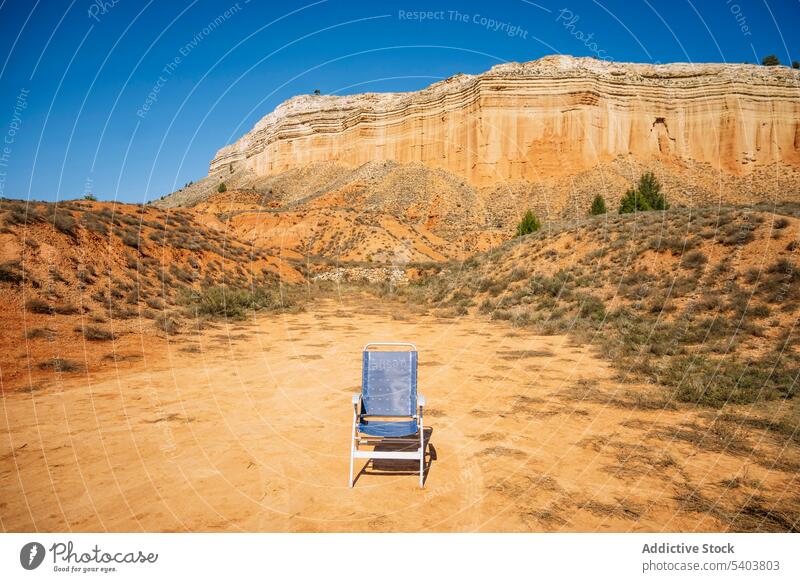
[353,427,436,486]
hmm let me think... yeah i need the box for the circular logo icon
[20,542,45,570]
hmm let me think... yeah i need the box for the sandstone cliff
[208,55,800,187]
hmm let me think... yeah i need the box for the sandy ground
[1,298,797,532]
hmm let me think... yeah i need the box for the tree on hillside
[515,209,541,236]
[83,193,97,201]
[218,182,227,193]
[793,61,799,69]
[590,194,607,215]
[619,172,668,213]
[761,54,780,66]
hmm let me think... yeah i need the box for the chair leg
[419,426,425,488]
[349,444,355,488]
[349,407,357,488]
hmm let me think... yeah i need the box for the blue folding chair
[349,342,427,488]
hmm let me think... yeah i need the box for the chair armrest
[418,394,426,408]
[352,393,361,406]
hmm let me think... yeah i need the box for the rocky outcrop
[209,55,800,187]
[312,266,408,285]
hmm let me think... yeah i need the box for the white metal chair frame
[349,342,426,488]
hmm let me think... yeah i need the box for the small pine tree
[515,210,541,236]
[619,172,668,213]
[313,89,321,95]
[589,194,607,215]
[761,54,780,66]
[636,171,668,210]
[218,182,227,193]
[793,61,800,69]
[83,193,97,201]
[618,188,642,214]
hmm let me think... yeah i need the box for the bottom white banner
[1,533,797,581]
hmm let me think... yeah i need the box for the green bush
[589,194,607,215]
[218,182,227,193]
[515,210,541,236]
[619,172,668,213]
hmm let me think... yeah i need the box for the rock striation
[209,55,800,187]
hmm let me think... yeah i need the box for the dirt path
[1,299,797,531]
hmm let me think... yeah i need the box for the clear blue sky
[0,0,797,203]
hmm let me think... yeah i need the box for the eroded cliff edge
[209,55,800,186]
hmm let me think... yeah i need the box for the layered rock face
[210,55,800,187]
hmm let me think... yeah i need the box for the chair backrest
[361,345,417,417]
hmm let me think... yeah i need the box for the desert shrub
[76,325,114,341]
[682,250,708,270]
[53,303,79,315]
[25,327,56,339]
[37,358,82,372]
[508,267,528,282]
[155,314,180,335]
[621,270,653,286]
[619,172,668,213]
[590,194,607,216]
[46,207,78,236]
[3,207,36,226]
[721,222,755,246]
[515,210,541,236]
[669,356,796,407]
[757,259,798,303]
[490,309,512,321]
[761,54,780,66]
[768,258,797,277]
[26,298,52,313]
[120,231,140,249]
[169,265,194,283]
[180,286,278,319]
[529,271,574,299]
[76,272,96,290]
[774,217,790,229]
[218,182,227,193]
[80,213,108,234]
[578,294,606,321]
[145,297,165,310]
[0,261,23,283]
[657,236,697,255]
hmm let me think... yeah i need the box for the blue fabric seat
[358,419,419,437]
[349,343,428,487]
